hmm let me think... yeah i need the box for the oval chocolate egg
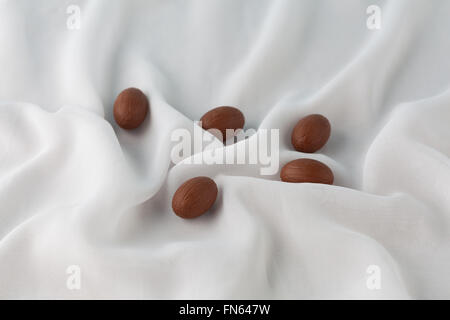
[291,114,331,153]
[200,106,245,142]
[172,176,218,219]
[280,158,334,184]
[113,87,149,130]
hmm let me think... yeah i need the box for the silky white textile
[0,0,450,299]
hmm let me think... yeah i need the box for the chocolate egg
[172,177,218,219]
[291,114,331,153]
[280,158,334,184]
[113,87,149,130]
[200,106,245,142]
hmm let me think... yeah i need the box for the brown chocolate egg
[172,177,218,219]
[280,158,334,184]
[113,87,149,130]
[291,114,331,153]
[200,106,245,142]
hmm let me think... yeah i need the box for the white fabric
[0,0,449,299]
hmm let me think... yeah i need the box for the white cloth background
[0,0,449,299]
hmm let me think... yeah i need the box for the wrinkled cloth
[0,0,449,299]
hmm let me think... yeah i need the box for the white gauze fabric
[0,0,450,299]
